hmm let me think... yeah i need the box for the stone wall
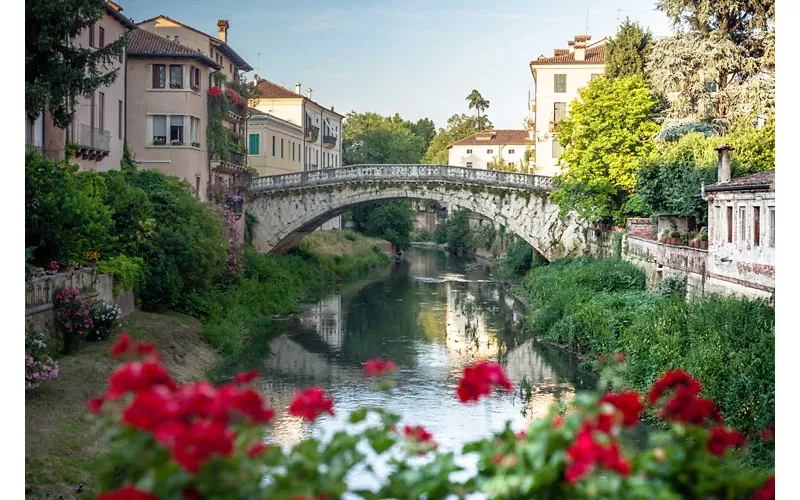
[25,268,136,340]
[626,218,656,240]
[623,236,707,298]
[585,228,622,259]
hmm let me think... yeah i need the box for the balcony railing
[25,142,62,162]
[230,151,245,167]
[322,135,337,148]
[76,124,111,153]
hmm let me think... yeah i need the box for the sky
[122,0,675,131]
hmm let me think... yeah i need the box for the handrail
[251,164,554,192]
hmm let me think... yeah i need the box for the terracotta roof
[574,35,592,42]
[253,78,345,118]
[714,169,775,190]
[103,1,136,29]
[447,130,534,148]
[531,44,606,65]
[126,29,221,69]
[135,15,252,71]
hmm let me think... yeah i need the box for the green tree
[405,118,437,152]
[352,200,414,251]
[550,75,659,224]
[423,114,492,164]
[605,19,653,79]
[26,0,128,128]
[466,90,490,131]
[342,112,426,165]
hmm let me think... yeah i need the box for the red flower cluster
[403,425,435,444]
[110,333,159,360]
[208,86,222,97]
[600,391,644,427]
[97,486,159,499]
[288,387,335,420]
[707,426,745,457]
[456,362,513,403]
[364,357,397,378]
[761,424,775,441]
[753,476,775,500]
[565,424,630,483]
[90,335,274,474]
[648,370,722,426]
[647,369,702,404]
[225,88,245,106]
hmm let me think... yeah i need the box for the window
[554,102,567,122]
[190,65,200,90]
[272,136,276,156]
[590,73,601,80]
[248,133,260,155]
[508,149,515,154]
[753,206,761,246]
[487,149,493,154]
[298,144,301,162]
[174,36,179,43]
[739,206,747,242]
[508,161,515,168]
[99,27,105,48]
[552,139,563,158]
[726,207,733,243]
[190,117,200,146]
[466,162,473,168]
[195,177,200,197]
[292,141,295,161]
[118,100,123,139]
[769,207,775,247]
[152,115,167,144]
[487,162,494,168]
[466,149,472,154]
[169,65,183,89]
[89,26,95,47]
[170,115,184,144]
[554,74,566,92]
[281,138,284,158]
[152,65,166,89]
[98,92,105,131]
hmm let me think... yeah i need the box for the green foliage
[432,209,473,253]
[98,255,145,297]
[352,200,414,250]
[466,89,490,131]
[342,112,427,165]
[26,0,128,128]
[520,257,775,467]
[493,238,534,281]
[605,19,653,79]
[25,152,113,264]
[86,299,121,341]
[550,75,660,225]
[423,113,492,164]
[244,211,260,247]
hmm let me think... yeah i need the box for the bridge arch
[249,165,589,262]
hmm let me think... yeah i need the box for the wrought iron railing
[322,135,337,148]
[76,124,111,152]
[230,151,245,167]
[252,164,554,192]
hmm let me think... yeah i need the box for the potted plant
[191,141,200,148]
[688,231,699,248]
[660,229,670,243]
[33,266,46,278]
[46,261,59,275]
[64,260,79,273]
[84,251,100,268]
[152,137,166,146]
[170,139,183,146]
[670,230,681,246]
[700,232,709,250]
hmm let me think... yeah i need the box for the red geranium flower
[288,387,335,420]
[707,426,745,457]
[404,425,435,444]
[364,357,397,378]
[648,369,702,404]
[761,424,775,441]
[565,423,630,483]
[88,396,105,414]
[122,385,180,431]
[105,359,176,399]
[613,352,626,362]
[600,391,644,427]
[110,333,131,358]
[456,362,513,403]
[98,486,159,500]
[235,370,260,384]
[208,86,222,97]
[247,442,269,458]
[660,385,723,425]
[753,476,775,500]
[170,419,235,473]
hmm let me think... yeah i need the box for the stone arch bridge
[249,164,589,262]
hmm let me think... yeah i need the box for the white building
[529,35,607,177]
[447,130,535,171]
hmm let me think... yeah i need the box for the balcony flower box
[191,141,200,148]
[152,138,166,146]
[170,140,183,146]
[170,81,183,89]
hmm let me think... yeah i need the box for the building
[447,130,535,171]
[25,1,136,170]
[135,16,254,189]
[702,146,775,299]
[249,77,344,172]
[529,35,606,177]
[246,108,305,177]
[125,28,221,198]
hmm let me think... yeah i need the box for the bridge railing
[251,164,554,192]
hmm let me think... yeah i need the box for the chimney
[295,82,301,94]
[574,41,587,61]
[715,144,734,184]
[217,20,229,43]
[306,88,313,99]
[330,105,334,112]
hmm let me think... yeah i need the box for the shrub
[87,300,122,341]
[98,255,145,297]
[25,330,59,389]
[494,238,533,280]
[244,211,259,247]
[54,286,93,353]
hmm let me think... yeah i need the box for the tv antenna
[585,10,589,35]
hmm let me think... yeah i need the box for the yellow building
[247,108,305,177]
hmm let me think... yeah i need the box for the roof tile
[448,130,534,148]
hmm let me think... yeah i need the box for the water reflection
[220,248,590,461]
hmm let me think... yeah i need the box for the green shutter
[248,133,259,155]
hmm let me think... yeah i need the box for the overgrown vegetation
[519,257,775,468]
[432,209,472,253]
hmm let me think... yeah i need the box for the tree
[342,112,426,165]
[423,114,492,164]
[26,0,128,128]
[405,118,436,152]
[352,200,415,251]
[466,90,490,131]
[550,75,659,224]
[605,19,653,79]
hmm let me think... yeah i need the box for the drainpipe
[209,66,222,185]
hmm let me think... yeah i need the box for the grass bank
[25,312,220,499]
[185,230,392,358]
[517,256,775,469]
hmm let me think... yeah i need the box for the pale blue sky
[122,0,674,130]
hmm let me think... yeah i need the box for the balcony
[74,124,111,160]
[211,152,245,176]
[322,135,337,149]
[230,151,244,167]
[25,142,62,162]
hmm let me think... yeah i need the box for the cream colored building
[529,35,606,177]
[25,1,135,170]
[125,28,221,198]
[447,130,535,171]
[247,108,305,177]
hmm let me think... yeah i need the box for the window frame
[769,207,775,247]
[554,102,567,122]
[554,74,567,93]
[508,149,515,154]
[466,149,472,154]
[753,206,761,246]
[148,113,198,147]
[552,139,563,159]
[98,92,105,131]
[99,26,105,48]
[88,25,95,47]
[152,64,166,89]
[169,64,184,89]
[487,149,493,154]
[118,100,123,139]
[738,206,747,242]
[466,162,473,168]
[248,133,260,156]
[726,206,733,243]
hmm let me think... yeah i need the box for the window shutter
[249,134,259,155]
[152,66,160,88]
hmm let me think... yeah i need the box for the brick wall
[627,218,656,240]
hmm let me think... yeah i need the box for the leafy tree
[550,76,659,224]
[405,118,436,152]
[466,90,490,131]
[605,19,653,79]
[26,0,128,128]
[352,200,414,251]
[432,209,472,253]
[342,112,426,165]
[423,114,492,164]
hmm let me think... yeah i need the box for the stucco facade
[247,110,305,177]
[529,35,606,177]
[447,130,534,171]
